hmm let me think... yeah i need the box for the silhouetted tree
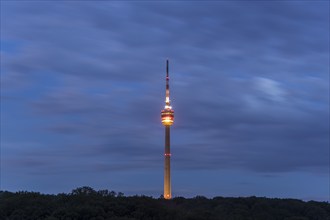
[1,189,329,220]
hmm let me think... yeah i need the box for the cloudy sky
[1,1,329,201]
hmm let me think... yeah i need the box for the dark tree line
[1,186,329,220]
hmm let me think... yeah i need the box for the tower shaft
[164,126,171,199]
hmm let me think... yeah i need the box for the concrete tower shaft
[164,126,171,199]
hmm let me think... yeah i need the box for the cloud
[254,77,286,102]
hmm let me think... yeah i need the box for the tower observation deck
[161,60,174,200]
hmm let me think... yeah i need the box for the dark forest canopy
[1,186,329,220]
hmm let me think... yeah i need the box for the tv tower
[161,59,174,200]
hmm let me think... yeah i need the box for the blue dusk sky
[1,1,329,201]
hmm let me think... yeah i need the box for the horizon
[1,186,329,203]
[1,1,329,202]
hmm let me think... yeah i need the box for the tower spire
[166,59,169,77]
[165,59,170,105]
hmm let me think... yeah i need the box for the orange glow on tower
[161,59,174,200]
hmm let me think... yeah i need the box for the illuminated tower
[161,59,174,200]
